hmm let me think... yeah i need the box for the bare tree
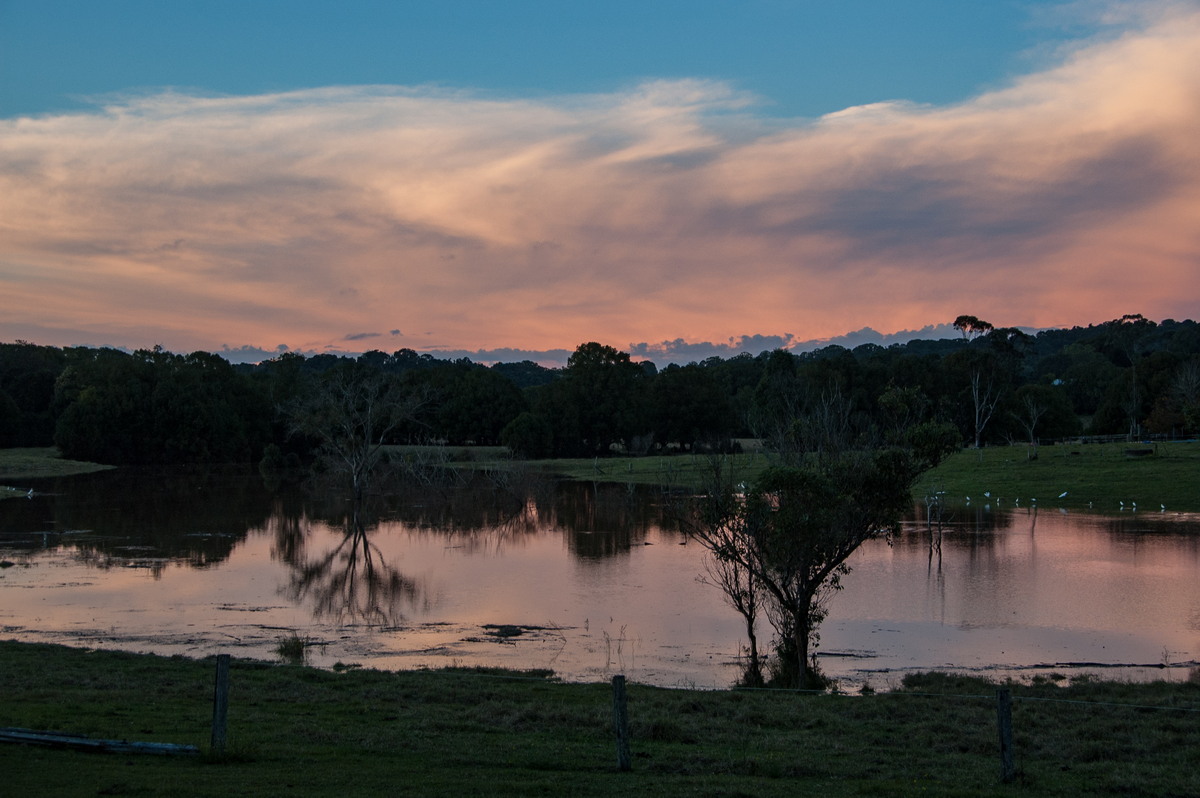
[287,365,421,501]
[1012,386,1048,459]
[689,459,765,686]
[970,368,1000,449]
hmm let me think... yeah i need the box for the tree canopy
[2,314,1197,468]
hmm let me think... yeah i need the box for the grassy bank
[1,641,1198,796]
[0,447,112,496]
[485,439,1200,513]
[913,439,1200,513]
[6,439,1197,513]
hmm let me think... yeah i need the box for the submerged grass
[275,633,309,664]
[2,641,1200,796]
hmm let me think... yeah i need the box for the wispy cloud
[2,3,1198,355]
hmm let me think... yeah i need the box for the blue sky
[2,1,1198,365]
[4,1,1048,120]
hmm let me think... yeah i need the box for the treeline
[1,314,1197,466]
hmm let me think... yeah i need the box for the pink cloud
[2,6,1198,355]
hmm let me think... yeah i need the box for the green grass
[914,440,1200,513]
[0,447,112,495]
[468,439,1200,513]
[2,642,1199,796]
[464,439,1198,513]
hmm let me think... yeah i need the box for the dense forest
[1,314,1197,467]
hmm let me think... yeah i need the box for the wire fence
[7,654,1200,789]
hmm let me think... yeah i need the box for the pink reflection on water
[824,507,1200,686]
[3,488,1200,690]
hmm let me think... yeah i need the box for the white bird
[1058,491,1068,499]
[1161,504,1167,512]
[26,488,33,499]
[984,491,991,498]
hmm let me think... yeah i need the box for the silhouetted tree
[953,314,994,340]
[531,342,648,456]
[286,364,420,500]
[647,364,734,449]
[500,411,554,459]
[690,392,956,688]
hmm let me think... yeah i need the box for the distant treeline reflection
[5,470,687,570]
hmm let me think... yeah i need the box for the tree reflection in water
[282,502,425,627]
[269,477,678,626]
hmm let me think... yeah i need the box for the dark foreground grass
[3,642,1200,797]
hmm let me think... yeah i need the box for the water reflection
[825,503,1200,684]
[281,505,425,626]
[0,466,273,574]
[3,469,1200,688]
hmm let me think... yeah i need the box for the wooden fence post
[612,674,631,771]
[211,654,231,755]
[997,688,1015,783]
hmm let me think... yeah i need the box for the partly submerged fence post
[612,674,631,771]
[997,688,1015,783]
[211,654,231,754]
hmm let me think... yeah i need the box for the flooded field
[3,468,1199,689]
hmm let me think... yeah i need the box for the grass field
[484,439,1200,513]
[1,641,1199,796]
[913,439,1200,513]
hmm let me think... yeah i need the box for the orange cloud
[2,6,1198,357]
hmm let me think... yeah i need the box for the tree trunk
[744,620,763,687]
[795,617,810,688]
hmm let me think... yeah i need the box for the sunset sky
[2,1,1198,365]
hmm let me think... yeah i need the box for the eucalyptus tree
[945,326,1029,448]
[953,314,994,340]
[1095,314,1157,438]
[691,390,957,688]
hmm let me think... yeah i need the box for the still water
[2,468,1199,689]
